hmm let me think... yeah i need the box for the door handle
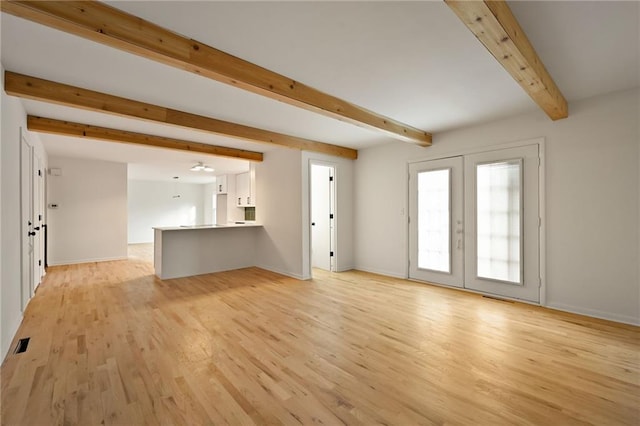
[34,226,40,231]
[28,231,36,236]
[311,222,316,226]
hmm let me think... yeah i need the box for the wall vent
[14,337,30,354]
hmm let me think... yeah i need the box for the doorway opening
[310,163,336,274]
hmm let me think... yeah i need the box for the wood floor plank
[1,257,638,425]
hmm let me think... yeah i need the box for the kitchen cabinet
[235,165,256,207]
[216,175,228,194]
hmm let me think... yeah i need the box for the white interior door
[464,145,540,302]
[409,144,541,303]
[409,157,464,287]
[311,164,334,271]
[20,132,34,310]
[33,153,44,288]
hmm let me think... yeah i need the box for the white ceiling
[1,1,638,181]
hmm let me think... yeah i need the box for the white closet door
[409,157,464,287]
[464,145,540,302]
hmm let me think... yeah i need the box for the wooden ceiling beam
[6,71,358,160]
[445,0,568,120]
[27,116,264,162]
[1,0,432,146]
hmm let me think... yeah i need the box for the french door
[408,156,464,287]
[409,144,540,303]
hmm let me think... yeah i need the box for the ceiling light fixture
[190,162,214,172]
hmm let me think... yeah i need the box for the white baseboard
[2,313,23,364]
[353,265,406,279]
[545,302,640,326]
[48,256,128,266]
[254,264,307,281]
[335,264,355,273]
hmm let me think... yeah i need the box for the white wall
[128,180,206,243]
[302,151,354,277]
[47,156,128,265]
[1,64,48,360]
[255,148,304,278]
[355,88,640,325]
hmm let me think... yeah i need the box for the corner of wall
[254,149,304,279]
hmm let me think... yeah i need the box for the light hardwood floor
[127,243,154,264]
[1,258,638,425]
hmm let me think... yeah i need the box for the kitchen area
[151,163,263,279]
[127,160,259,279]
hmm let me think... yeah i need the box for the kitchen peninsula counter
[153,223,262,279]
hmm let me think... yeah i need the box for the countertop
[153,222,261,231]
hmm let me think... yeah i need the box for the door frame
[20,128,34,311]
[406,137,546,305]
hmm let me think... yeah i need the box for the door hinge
[329,213,334,219]
[39,260,42,266]
[38,169,42,177]
[329,251,334,257]
[539,217,542,227]
[329,176,334,182]
[39,214,42,221]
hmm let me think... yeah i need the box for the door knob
[34,226,40,231]
[28,231,36,236]
[311,222,316,226]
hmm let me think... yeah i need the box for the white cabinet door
[236,172,250,206]
[249,164,256,207]
[235,165,256,207]
[216,175,227,194]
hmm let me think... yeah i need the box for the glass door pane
[418,169,451,273]
[476,160,522,284]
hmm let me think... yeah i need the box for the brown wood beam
[445,0,568,120]
[6,71,358,159]
[1,0,431,146]
[27,116,264,162]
